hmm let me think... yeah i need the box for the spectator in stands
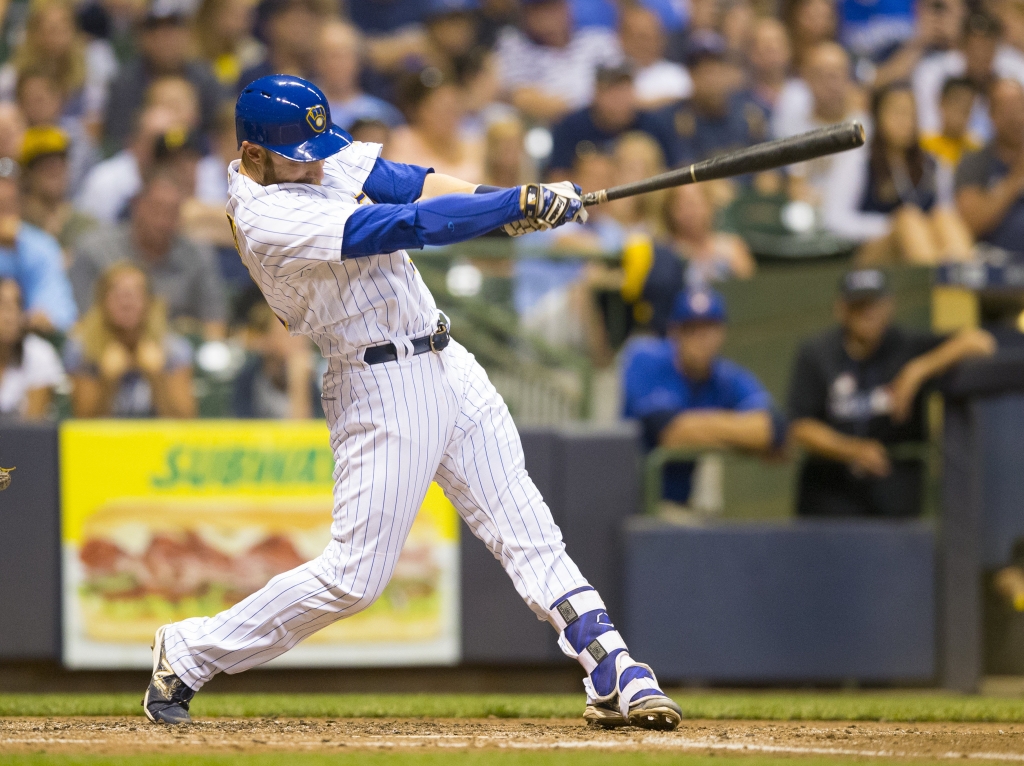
[920,77,980,210]
[920,77,981,172]
[103,7,223,152]
[387,71,484,183]
[621,184,754,337]
[956,78,1024,252]
[193,0,263,91]
[823,83,972,264]
[180,107,239,251]
[661,34,769,166]
[349,118,390,148]
[0,277,64,420]
[495,0,622,123]
[547,64,678,179]
[782,0,838,71]
[0,0,117,124]
[0,158,76,334]
[773,42,868,205]
[77,77,199,224]
[20,127,97,257]
[788,269,995,517]
[619,4,692,109]
[65,262,196,418]
[483,116,530,188]
[748,18,792,117]
[420,0,499,115]
[623,288,784,506]
[233,300,317,419]
[314,20,404,131]
[610,131,669,232]
[914,12,1024,144]
[0,104,25,160]
[238,0,320,90]
[15,73,98,195]
[873,0,965,91]
[70,172,227,340]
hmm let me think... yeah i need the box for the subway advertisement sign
[60,421,460,669]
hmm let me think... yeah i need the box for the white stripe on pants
[164,340,590,690]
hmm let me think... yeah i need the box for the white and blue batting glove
[504,181,589,237]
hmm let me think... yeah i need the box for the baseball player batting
[142,74,682,731]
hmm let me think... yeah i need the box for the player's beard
[262,162,322,186]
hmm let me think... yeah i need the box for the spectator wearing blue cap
[788,269,994,517]
[495,0,623,124]
[656,33,770,167]
[623,288,784,505]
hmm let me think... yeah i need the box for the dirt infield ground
[4,717,1024,761]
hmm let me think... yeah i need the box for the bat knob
[850,120,867,147]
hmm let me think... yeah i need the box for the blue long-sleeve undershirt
[341,187,519,257]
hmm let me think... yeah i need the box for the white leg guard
[548,588,635,704]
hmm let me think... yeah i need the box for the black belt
[363,322,450,365]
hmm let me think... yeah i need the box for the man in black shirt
[788,269,995,517]
[956,78,1024,252]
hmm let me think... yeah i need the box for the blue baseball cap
[669,288,728,325]
[235,74,352,162]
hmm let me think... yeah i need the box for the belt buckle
[429,321,448,353]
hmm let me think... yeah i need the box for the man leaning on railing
[787,269,996,518]
[622,288,787,513]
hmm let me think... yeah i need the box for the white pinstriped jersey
[226,141,439,358]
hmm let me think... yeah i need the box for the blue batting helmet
[235,74,352,162]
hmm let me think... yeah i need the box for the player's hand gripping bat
[580,121,866,207]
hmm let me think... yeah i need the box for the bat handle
[582,190,607,207]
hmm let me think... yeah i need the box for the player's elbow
[342,205,423,257]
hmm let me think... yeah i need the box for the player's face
[265,151,325,185]
[838,296,894,351]
[674,321,726,379]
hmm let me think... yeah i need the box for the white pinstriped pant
[164,340,590,690]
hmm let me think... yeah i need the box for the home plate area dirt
[4,718,1024,759]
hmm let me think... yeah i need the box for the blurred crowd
[0,0,1020,516]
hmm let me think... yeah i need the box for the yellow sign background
[61,420,460,667]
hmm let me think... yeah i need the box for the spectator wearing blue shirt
[658,34,770,167]
[0,161,76,334]
[314,20,405,131]
[547,64,680,177]
[623,288,784,504]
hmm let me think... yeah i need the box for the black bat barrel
[582,121,865,205]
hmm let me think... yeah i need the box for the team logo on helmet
[306,105,327,134]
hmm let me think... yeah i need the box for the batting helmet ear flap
[235,74,353,162]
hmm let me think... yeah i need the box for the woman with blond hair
[610,131,668,234]
[0,0,117,121]
[63,263,196,418]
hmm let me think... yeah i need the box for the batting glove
[503,181,589,237]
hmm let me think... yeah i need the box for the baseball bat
[581,120,866,206]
